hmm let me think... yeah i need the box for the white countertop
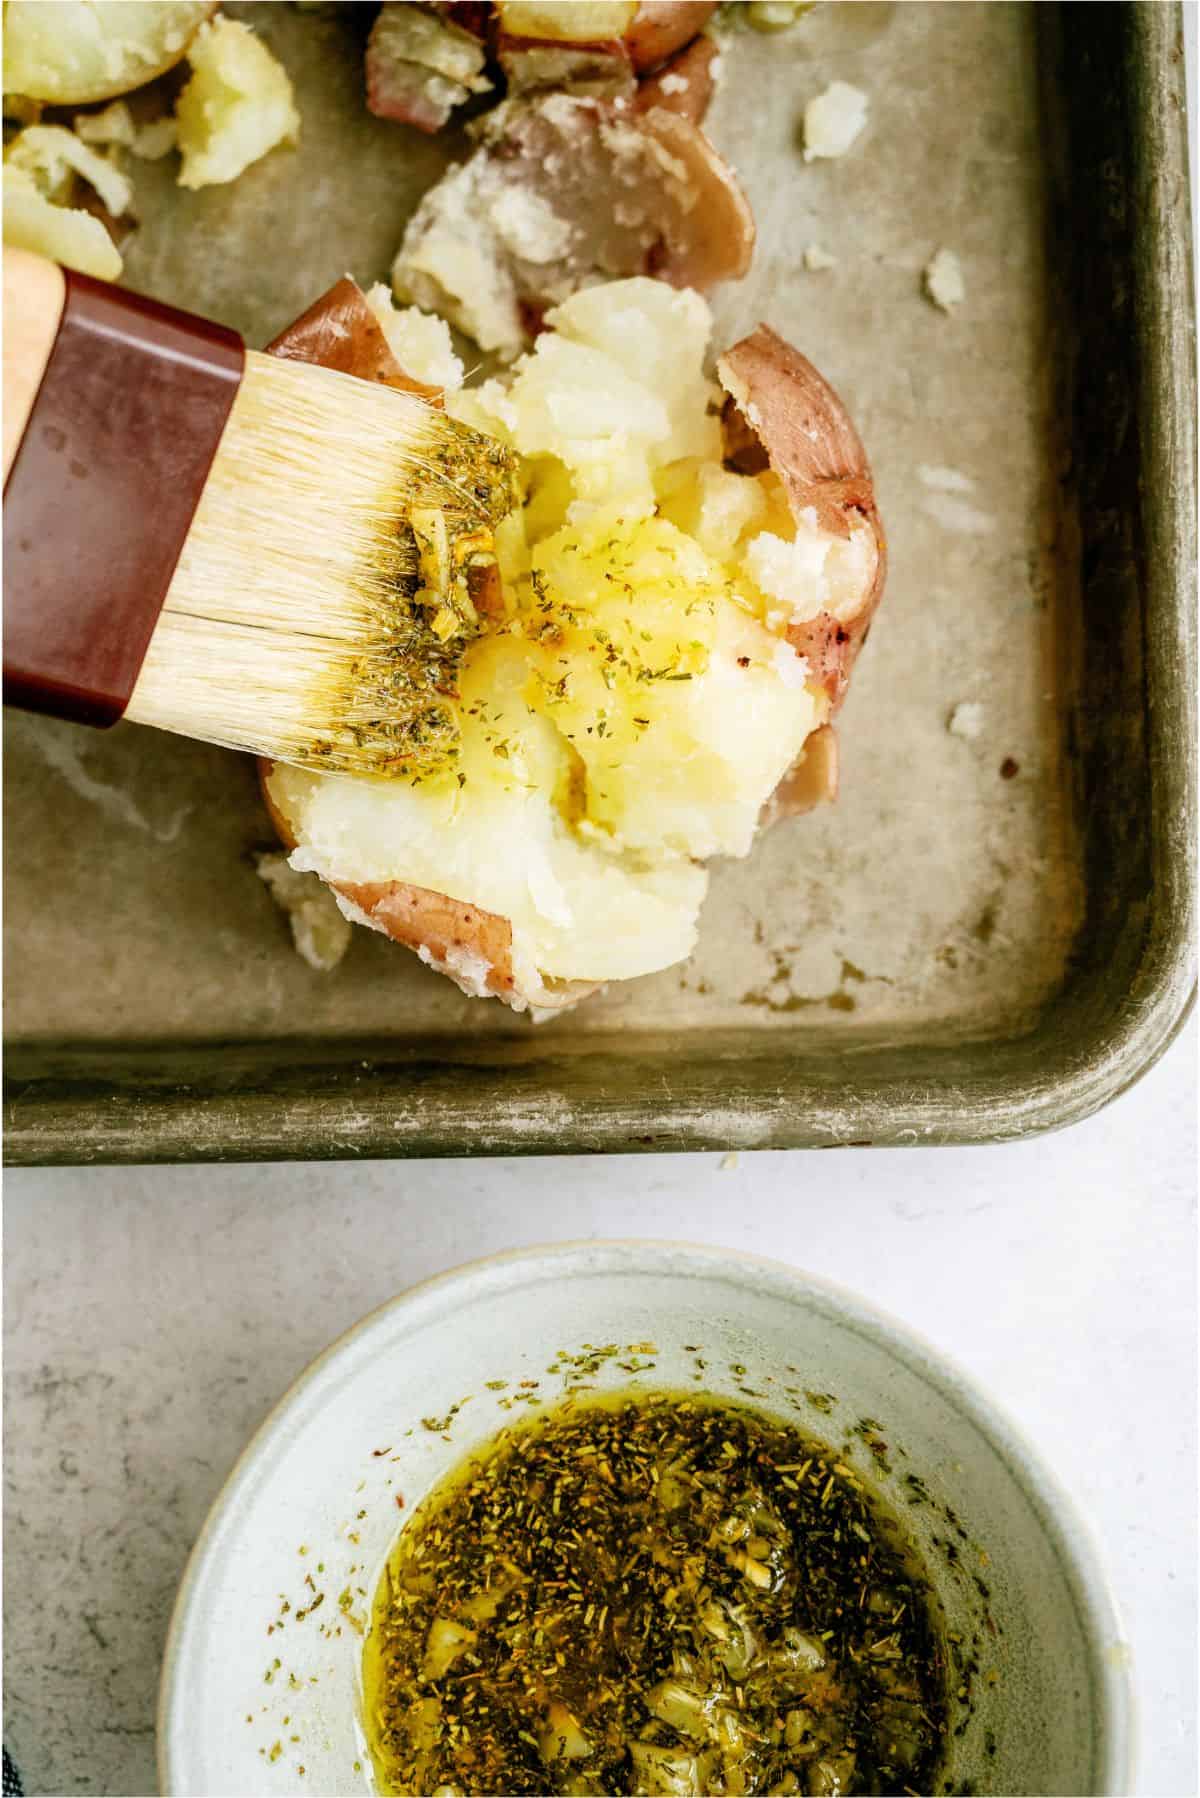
[3,1015,1195,1798]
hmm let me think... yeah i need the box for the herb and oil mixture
[363,1392,947,1796]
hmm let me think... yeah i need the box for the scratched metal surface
[3,2,1194,1159]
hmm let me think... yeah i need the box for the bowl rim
[157,1237,1137,1796]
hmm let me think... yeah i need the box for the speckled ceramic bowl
[158,1242,1133,1796]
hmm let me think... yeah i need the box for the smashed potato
[265,278,882,1008]
[392,93,753,358]
[175,17,299,190]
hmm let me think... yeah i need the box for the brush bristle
[124,350,515,776]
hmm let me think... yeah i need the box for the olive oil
[364,1391,947,1796]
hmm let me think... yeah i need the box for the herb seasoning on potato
[363,1392,947,1795]
[266,277,884,1011]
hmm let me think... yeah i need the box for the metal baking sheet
[4,1,1195,1161]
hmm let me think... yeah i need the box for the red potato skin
[760,723,838,825]
[626,0,716,71]
[636,105,754,289]
[430,2,493,40]
[336,881,520,995]
[403,93,753,326]
[632,32,717,123]
[367,65,455,133]
[718,325,885,711]
[259,761,526,1000]
[265,277,445,403]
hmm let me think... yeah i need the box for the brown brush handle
[3,253,244,727]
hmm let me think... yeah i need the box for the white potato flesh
[73,100,179,160]
[454,282,719,517]
[742,510,878,625]
[1,167,122,280]
[522,509,820,861]
[175,18,299,190]
[3,1,214,104]
[363,284,465,394]
[271,637,708,991]
[5,123,133,216]
[495,2,638,42]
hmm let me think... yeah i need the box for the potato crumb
[74,100,178,160]
[5,122,132,216]
[923,248,965,312]
[918,464,974,493]
[175,18,299,191]
[922,491,994,536]
[802,81,868,162]
[74,100,137,147]
[948,702,985,741]
[803,243,837,272]
[257,853,352,971]
[747,1,811,28]
[130,115,179,160]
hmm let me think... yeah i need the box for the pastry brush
[2,251,514,776]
